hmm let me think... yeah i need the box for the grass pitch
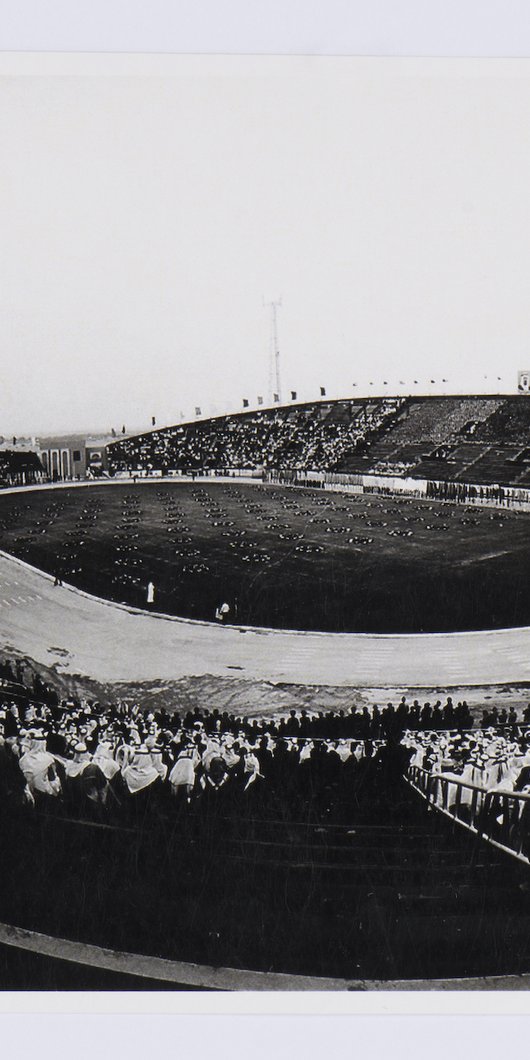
[0,480,528,634]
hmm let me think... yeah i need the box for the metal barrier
[408,764,530,865]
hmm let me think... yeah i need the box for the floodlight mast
[264,298,282,405]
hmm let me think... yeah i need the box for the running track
[0,549,528,688]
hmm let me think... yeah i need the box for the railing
[408,764,530,865]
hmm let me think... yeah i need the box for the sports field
[0,481,528,634]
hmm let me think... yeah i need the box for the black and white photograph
[2,39,530,1003]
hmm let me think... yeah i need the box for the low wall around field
[264,469,530,511]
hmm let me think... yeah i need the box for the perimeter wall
[264,469,530,511]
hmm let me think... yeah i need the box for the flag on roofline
[320,386,326,396]
[291,390,297,400]
[273,393,279,402]
[242,398,249,408]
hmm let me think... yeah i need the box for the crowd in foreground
[404,727,530,854]
[405,728,530,794]
[1,658,530,823]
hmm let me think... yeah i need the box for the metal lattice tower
[265,298,282,405]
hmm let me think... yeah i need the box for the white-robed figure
[335,740,352,763]
[169,743,200,802]
[65,742,92,779]
[62,741,110,808]
[18,731,62,803]
[201,739,229,790]
[242,749,263,791]
[92,740,121,781]
[221,736,241,771]
[440,759,478,820]
[121,745,161,795]
[115,729,141,772]
[147,743,168,783]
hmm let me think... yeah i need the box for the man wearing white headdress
[335,740,352,763]
[169,742,200,801]
[145,735,167,782]
[65,743,92,779]
[18,731,62,802]
[201,739,229,790]
[115,730,141,772]
[92,740,121,781]
[222,738,242,771]
[121,745,161,795]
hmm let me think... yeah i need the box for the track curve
[0,548,528,687]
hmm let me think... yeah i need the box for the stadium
[1,387,530,989]
[6,52,530,994]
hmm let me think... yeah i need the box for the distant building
[37,432,123,481]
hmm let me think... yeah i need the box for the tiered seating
[471,397,530,445]
[336,397,530,486]
[452,446,520,484]
[108,394,530,488]
[108,398,404,474]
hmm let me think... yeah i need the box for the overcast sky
[2,54,530,435]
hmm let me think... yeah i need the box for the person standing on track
[146,580,156,610]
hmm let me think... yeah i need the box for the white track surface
[0,547,529,688]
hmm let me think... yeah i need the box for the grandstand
[107,394,530,489]
[107,397,405,474]
[1,393,525,492]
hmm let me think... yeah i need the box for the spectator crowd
[108,399,402,475]
[2,656,530,829]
